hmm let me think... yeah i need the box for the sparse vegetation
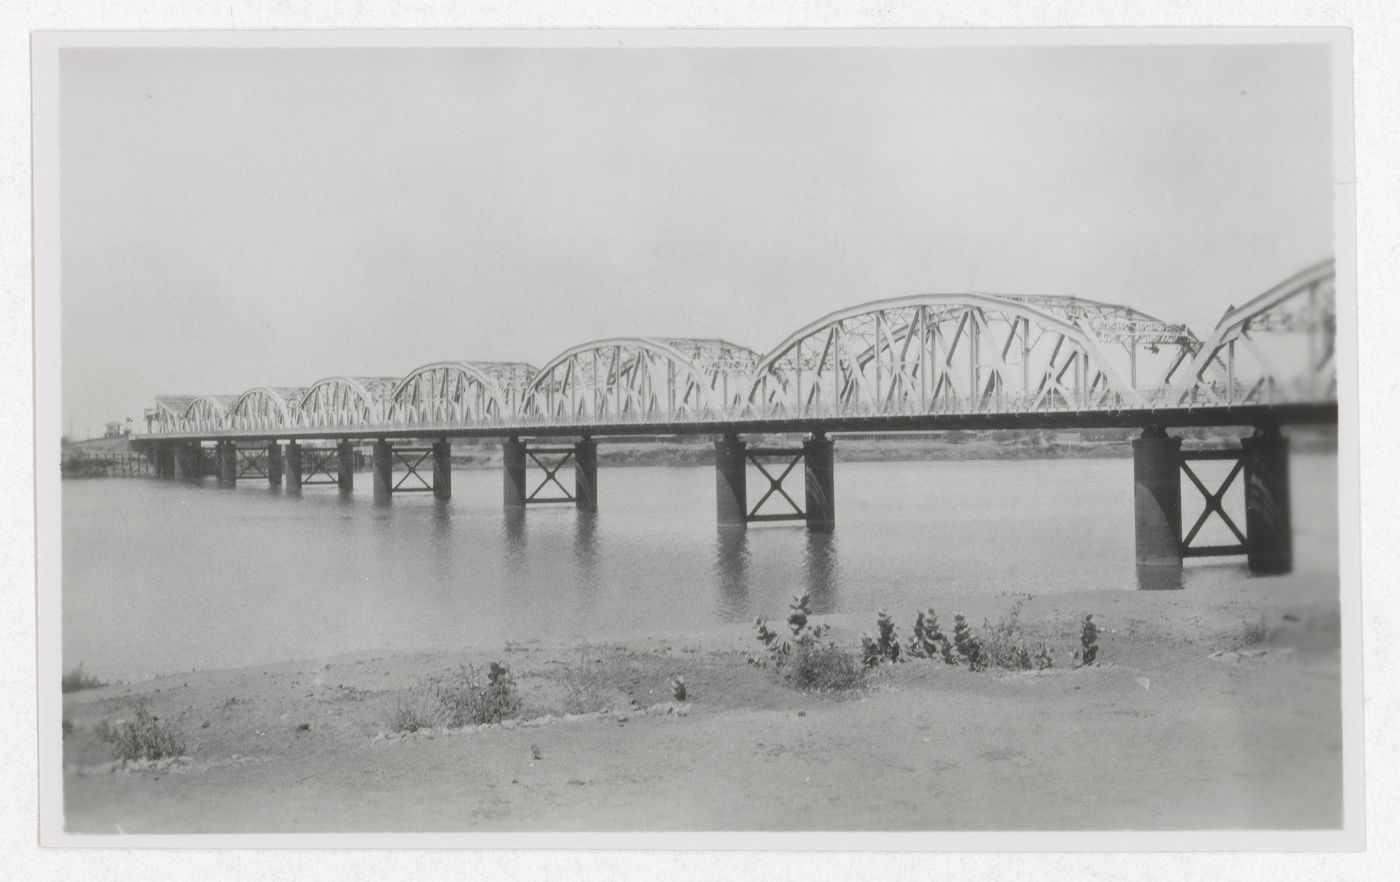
[1074,614,1100,667]
[861,610,903,667]
[559,654,614,715]
[62,663,107,694]
[1242,615,1269,647]
[670,675,687,702]
[906,608,956,664]
[387,660,524,732]
[751,593,863,692]
[980,601,1051,671]
[94,704,186,762]
[952,615,986,671]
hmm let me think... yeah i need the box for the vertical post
[715,433,748,529]
[1132,427,1182,567]
[159,442,177,479]
[803,433,835,533]
[337,440,355,493]
[433,439,452,500]
[574,436,598,513]
[267,441,283,486]
[503,436,527,509]
[218,440,237,487]
[372,439,393,503]
[284,442,302,495]
[1242,427,1292,575]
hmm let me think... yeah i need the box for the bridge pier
[503,436,527,509]
[267,442,283,487]
[217,440,237,488]
[1132,428,1182,567]
[1242,427,1292,574]
[715,434,748,528]
[574,437,598,513]
[284,442,302,494]
[175,442,202,481]
[433,440,452,500]
[337,440,355,493]
[803,434,835,533]
[373,440,393,503]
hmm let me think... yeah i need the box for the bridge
[132,260,1337,576]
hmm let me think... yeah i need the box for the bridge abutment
[715,434,748,528]
[574,437,598,513]
[503,436,527,509]
[337,440,355,493]
[267,442,283,486]
[284,442,302,494]
[433,440,452,500]
[803,434,835,533]
[373,440,393,504]
[1242,428,1292,574]
[1132,428,1182,567]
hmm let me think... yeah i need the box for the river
[60,454,1339,680]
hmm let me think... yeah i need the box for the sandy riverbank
[60,574,1342,834]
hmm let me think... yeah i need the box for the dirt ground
[60,577,1343,833]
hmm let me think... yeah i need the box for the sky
[56,42,1335,437]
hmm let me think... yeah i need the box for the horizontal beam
[747,512,807,523]
[130,401,1338,447]
[1182,544,1248,558]
[1180,449,1247,461]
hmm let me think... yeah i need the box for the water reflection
[802,531,839,613]
[573,510,599,597]
[713,528,751,620]
[1136,565,1184,591]
[502,508,528,574]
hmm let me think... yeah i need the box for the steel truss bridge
[133,261,1337,576]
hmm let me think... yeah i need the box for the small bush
[560,654,613,715]
[860,610,903,667]
[94,704,185,762]
[906,608,955,664]
[386,688,441,733]
[952,615,986,671]
[781,641,863,692]
[434,662,522,726]
[1074,614,1100,667]
[62,663,106,694]
[1242,615,1269,647]
[670,675,687,702]
[751,593,862,692]
[981,601,1041,671]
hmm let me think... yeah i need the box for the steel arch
[388,362,513,427]
[228,387,301,433]
[1175,260,1336,406]
[149,396,195,434]
[521,337,761,424]
[747,293,1153,418]
[181,395,235,433]
[294,376,395,429]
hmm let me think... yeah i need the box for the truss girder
[294,376,396,430]
[137,263,1336,436]
[1174,260,1336,407]
[746,293,1160,418]
[388,362,513,427]
[521,337,761,425]
[228,387,300,433]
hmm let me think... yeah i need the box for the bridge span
[132,261,1337,577]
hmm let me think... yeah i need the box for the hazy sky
[58,43,1334,435]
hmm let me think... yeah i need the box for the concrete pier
[503,436,527,509]
[1242,428,1292,574]
[1132,428,1182,567]
[337,440,355,493]
[433,439,452,500]
[803,434,835,533]
[574,437,598,512]
[715,434,748,528]
[176,442,201,481]
[218,440,237,487]
[267,442,283,486]
[158,443,177,479]
[373,439,393,503]
[284,442,302,494]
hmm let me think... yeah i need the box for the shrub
[434,662,522,726]
[1242,615,1269,647]
[981,601,1039,671]
[860,610,902,667]
[906,608,955,664]
[952,615,986,671]
[386,688,441,733]
[62,663,106,694]
[751,593,862,692]
[670,676,687,702]
[94,704,185,762]
[1074,614,1100,667]
[560,654,613,715]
